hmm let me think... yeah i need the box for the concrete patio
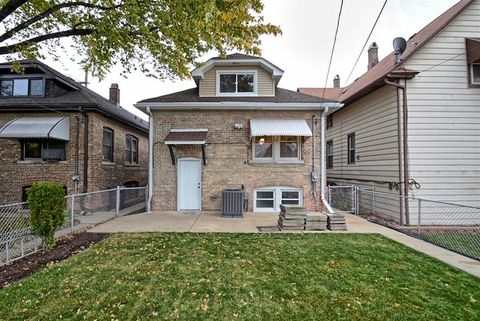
[88,211,480,277]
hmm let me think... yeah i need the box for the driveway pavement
[89,211,480,277]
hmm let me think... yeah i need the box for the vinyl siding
[326,85,402,222]
[199,65,275,97]
[403,0,480,207]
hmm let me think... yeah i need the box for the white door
[177,158,201,210]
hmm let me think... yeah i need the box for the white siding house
[301,0,480,224]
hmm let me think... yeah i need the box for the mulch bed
[0,232,109,288]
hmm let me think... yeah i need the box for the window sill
[102,161,116,166]
[249,159,304,165]
[18,160,67,164]
[124,163,139,167]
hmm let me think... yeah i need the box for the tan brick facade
[0,111,147,205]
[152,110,323,212]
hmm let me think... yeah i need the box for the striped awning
[250,119,312,137]
[0,116,70,140]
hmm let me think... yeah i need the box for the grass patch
[0,233,479,321]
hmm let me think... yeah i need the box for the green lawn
[0,233,479,321]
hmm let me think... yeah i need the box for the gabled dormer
[191,53,284,97]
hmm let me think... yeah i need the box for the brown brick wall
[87,113,148,191]
[152,110,323,212]
[0,111,147,205]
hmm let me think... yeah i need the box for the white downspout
[146,106,154,212]
[320,106,334,214]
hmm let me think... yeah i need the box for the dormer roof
[191,53,284,86]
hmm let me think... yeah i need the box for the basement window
[254,187,302,212]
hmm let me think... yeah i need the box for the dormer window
[1,78,44,96]
[216,71,256,96]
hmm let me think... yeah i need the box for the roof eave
[135,101,342,111]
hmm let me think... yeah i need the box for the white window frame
[216,70,257,96]
[253,187,303,212]
[471,61,480,85]
[252,136,302,163]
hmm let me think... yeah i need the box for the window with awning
[0,116,70,140]
[250,119,312,162]
[466,38,480,85]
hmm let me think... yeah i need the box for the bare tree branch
[0,0,29,24]
[0,28,94,55]
[0,1,121,43]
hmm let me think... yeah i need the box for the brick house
[0,60,148,205]
[136,54,339,213]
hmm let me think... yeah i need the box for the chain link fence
[327,185,480,261]
[0,186,147,266]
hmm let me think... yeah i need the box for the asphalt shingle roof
[338,0,473,104]
[138,87,336,104]
[0,60,148,132]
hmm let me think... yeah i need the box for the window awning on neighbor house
[164,129,208,165]
[250,119,312,137]
[466,38,480,64]
[0,116,70,141]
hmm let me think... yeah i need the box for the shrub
[27,182,66,250]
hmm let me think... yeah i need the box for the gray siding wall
[326,85,402,221]
[403,0,480,207]
[199,65,275,97]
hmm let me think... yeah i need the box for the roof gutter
[135,101,342,111]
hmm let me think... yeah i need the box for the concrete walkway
[89,211,480,277]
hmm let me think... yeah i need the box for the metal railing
[0,186,147,266]
[327,185,480,260]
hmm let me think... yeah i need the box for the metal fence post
[417,198,422,236]
[115,186,121,217]
[328,185,332,204]
[70,194,75,232]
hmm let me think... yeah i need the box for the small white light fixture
[259,137,265,145]
[234,123,244,129]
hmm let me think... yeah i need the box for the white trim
[252,136,302,162]
[471,62,480,85]
[170,128,208,132]
[164,140,205,145]
[135,101,343,111]
[191,58,284,82]
[216,70,257,96]
[253,186,303,212]
[177,158,202,211]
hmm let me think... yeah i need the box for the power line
[344,0,388,85]
[321,0,344,103]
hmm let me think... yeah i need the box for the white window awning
[250,119,312,137]
[0,117,70,141]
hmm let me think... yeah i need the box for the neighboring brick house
[136,54,339,213]
[0,60,148,205]
[297,0,480,224]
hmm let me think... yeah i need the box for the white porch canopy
[250,119,312,137]
[0,116,70,140]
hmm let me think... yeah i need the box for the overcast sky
[42,0,458,120]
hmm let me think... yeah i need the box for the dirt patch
[0,232,108,288]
